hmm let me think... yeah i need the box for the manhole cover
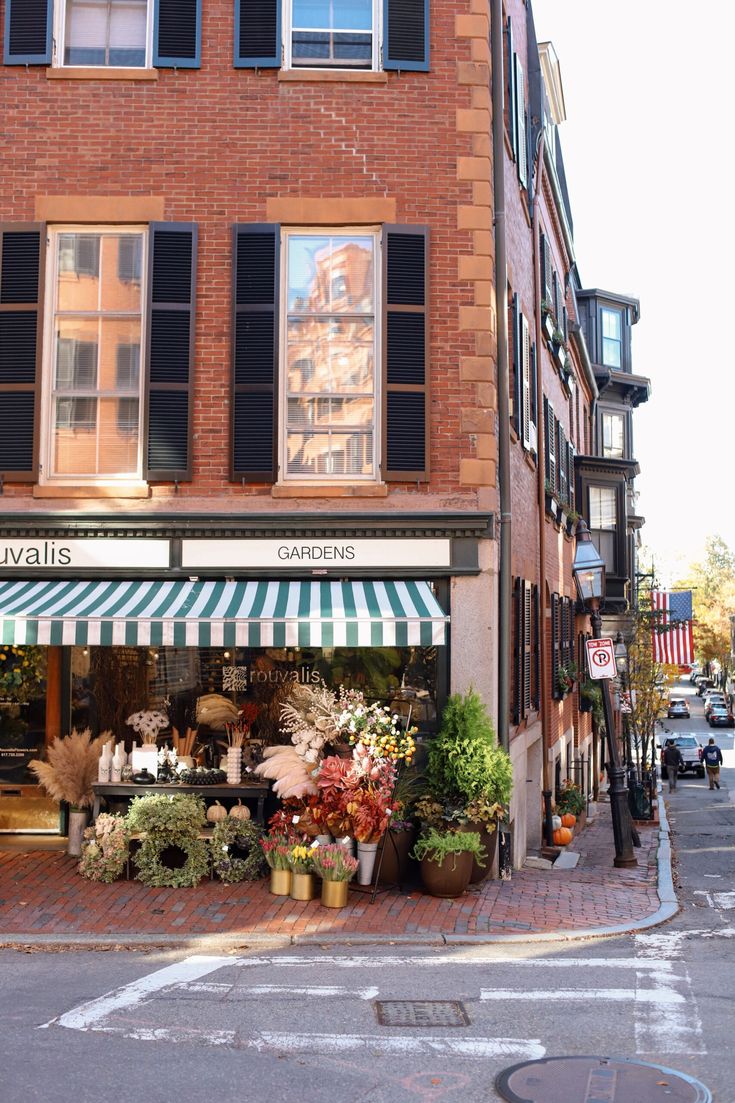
[375,1000,469,1027]
[496,1057,711,1103]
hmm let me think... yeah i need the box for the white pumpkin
[229,799,251,821]
[551,815,562,831]
[206,801,228,824]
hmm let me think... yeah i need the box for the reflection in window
[291,0,373,68]
[589,485,617,574]
[602,412,625,458]
[50,231,144,479]
[601,307,622,368]
[285,233,376,479]
[64,0,148,68]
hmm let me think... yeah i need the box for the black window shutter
[155,0,201,68]
[530,341,538,432]
[384,0,429,71]
[544,398,556,494]
[523,581,532,714]
[383,225,428,481]
[558,423,567,504]
[531,583,540,710]
[4,0,52,64]
[568,441,575,510]
[235,0,281,67]
[551,592,561,699]
[511,292,520,434]
[232,225,279,482]
[0,224,44,481]
[144,223,197,481]
[512,577,522,724]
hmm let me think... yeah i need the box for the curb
[0,798,678,952]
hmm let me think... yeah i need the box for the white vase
[111,744,125,784]
[97,742,112,783]
[67,808,89,857]
[336,835,355,855]
[226,746,242,784]
[315,834,332,847]
[357,841,379,885]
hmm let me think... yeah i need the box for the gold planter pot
[270,868,292,896]
[290,871,315,901]
[321,878,349,909]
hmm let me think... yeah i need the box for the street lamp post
[573,519,637,869]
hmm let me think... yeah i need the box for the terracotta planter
[321,879,349,908]
[466,821,499,884]
[378,826,417,885]
[419,850,473,898]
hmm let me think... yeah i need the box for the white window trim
[40,225,148,485]
[277,227,381,485]
[283,0,382,72]
[53,0,154,69]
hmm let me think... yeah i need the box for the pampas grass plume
[30,727,103,810]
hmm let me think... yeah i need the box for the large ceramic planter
[290,872,315,901]
[419,850,473,898]
[270,868,291,895]
[321,879,349,909]
[466,821,499,884]
[378,826,417,885]
[67,807,90,857]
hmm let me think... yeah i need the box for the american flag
[651,590,694,664]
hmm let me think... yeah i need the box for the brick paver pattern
[0,806,660,939]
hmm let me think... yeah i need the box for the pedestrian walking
[701,737,723,790]
[661,739,683,793]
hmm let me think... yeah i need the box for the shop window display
[0,646,58,831]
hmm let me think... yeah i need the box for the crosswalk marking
[480,988,684,1004]
[231,954,673,971]
[169,982,380,999]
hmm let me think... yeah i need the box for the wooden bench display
[92,782,270,825]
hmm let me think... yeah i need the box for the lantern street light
[573,519,637,869]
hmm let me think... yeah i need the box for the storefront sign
[181,538,452,570]
[0,539,170,570]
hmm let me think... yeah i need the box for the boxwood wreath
[127,793,209,888]
[211,817,267,884]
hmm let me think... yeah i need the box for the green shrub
[412,827,486,866]
[426,689,513,810]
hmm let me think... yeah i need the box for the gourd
[551,815,562,830]
[206,801,227,824]
[229,799,251,822]
[561,813,576,828]
[553,826,573,846]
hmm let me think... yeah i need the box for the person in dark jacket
[701,737,723,790]
[661,740,683,792]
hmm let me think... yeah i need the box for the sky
[531,1,735,586]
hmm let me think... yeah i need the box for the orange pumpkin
[553,826,573,846]
[561,813,576,828]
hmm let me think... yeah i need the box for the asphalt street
[1,679,733,1103]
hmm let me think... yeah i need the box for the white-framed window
[280,229,379,481]
[55,0,152,68]
[601,411,625,459]
[589,485,617,574]
[284,0,380,70]
[41,227,147,482]
[601,307,623,369]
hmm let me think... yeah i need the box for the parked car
[696,678,715,696]
[708,705,734,727]
[667,698,690,719]
[704,694,727,717]
[661,735,704,777]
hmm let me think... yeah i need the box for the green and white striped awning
[0,580,448,648]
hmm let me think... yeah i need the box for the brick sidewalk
[0,805,662,941]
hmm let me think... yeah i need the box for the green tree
[676,535,735,675]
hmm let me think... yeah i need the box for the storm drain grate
[375,1000,469,1028]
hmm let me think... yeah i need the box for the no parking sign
[585,638,617,680]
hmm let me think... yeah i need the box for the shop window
[43,227,145,482]
[600,307,623,369]
[59,0,151,68]
[282,231,377,480]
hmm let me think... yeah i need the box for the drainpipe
[491,0,510,753]
[531,130,554,843]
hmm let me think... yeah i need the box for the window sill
[33,483,151,499]
[46,67,159,81]
[278,69,388,84]
[272,483,389,498]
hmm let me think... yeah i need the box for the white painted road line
[634,967,706,1056]
[232,954,673,971]
[39,955,233,1031]
[694,890,735,909]
[171,982,380,1000]
[481,988,684,1004]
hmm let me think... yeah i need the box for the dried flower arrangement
[79,813,129,882]
[30,728,109,810]
[126,710,169,745]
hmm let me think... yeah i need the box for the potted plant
[317,746,396,885]
[261,834,294,895]
[556,780,586,827]
[579,679,602,720]
[565,508,579,537]
[311,843,359,908]
[30,728,104,856]
[544,480,558,519]
[287,844,316,901]
[412,828,486,898]
[557,663,578,697]
[424,689,513,881]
